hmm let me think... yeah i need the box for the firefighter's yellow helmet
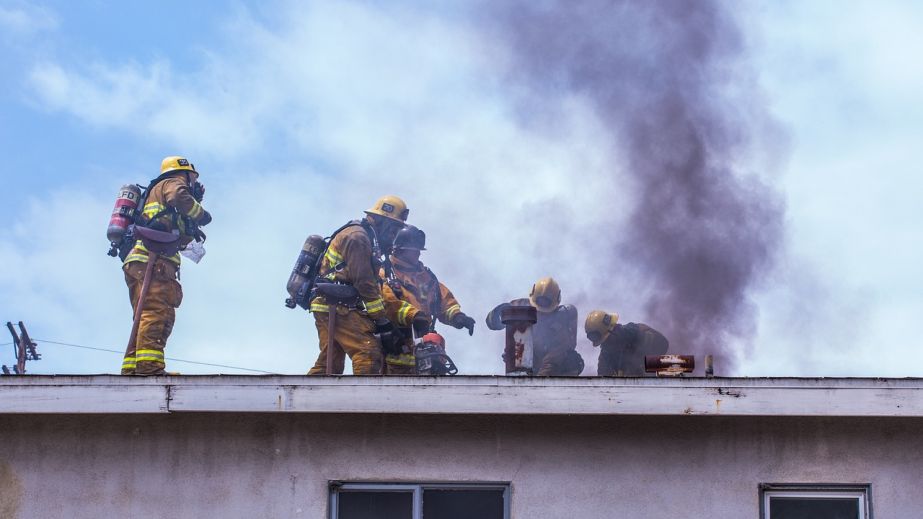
[365,195,409,223]
[585,310,619,346]
[160,156,197,176]
[529,277,561,313]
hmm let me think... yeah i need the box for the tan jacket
[380,255,462,327]
[309,224,386,318]
[124,175,207,266]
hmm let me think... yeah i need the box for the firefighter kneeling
[380,225,474,375]
[307,196,407,375]
[486,277,584,376]
[585,310,669,376]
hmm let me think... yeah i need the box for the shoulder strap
[318,220,380,279]
[424,266,442,325]
[325,219,361,241]
[135,176,176,228]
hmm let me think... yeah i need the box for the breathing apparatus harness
[384,256,458,376]
[385,257,443,333]
[110,172,205,261]
[301,218,384,313]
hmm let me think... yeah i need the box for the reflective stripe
[397,302,415,326]
[123,241,181,266]
[122,358,137,368]
[386,353,417,366]
[142,202,166,218]
[136,349,164,362]
[364,298,385,314]
[310,302,330,313]
[324,247,344,267]
[444,304,461,320]
[124,251,150,264]
[186,201,203,220]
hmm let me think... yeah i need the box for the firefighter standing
[307,196,407,375]
[122,156,211,375]
[585,310,669,376]
[380,225,476,374]
[485,277,584,376]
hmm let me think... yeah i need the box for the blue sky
[1,0,921,376]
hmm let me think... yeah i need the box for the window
[760,484,871,519]
[330,482,510,519]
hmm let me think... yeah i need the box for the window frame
[759,483,872,519]
[329,481,511,519]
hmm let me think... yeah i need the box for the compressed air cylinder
[285,234,327,309]
[501,305,538,375]
[106,184,142,244]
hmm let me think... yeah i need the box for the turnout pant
[384,333,417,375]
[309,308,382,375]
[122,259,182,375]
[537,347,585,376]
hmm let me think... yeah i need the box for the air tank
[285,234,327,309]
[107,184,142,245]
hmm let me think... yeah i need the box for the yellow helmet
[585,310,619,346]
[365,195,409,223]
[529,277,561,313]
[160,156,197,176]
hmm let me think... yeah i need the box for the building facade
[1,376,921,518]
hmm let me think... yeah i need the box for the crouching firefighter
[585,310,669,376]
[486,277,584,376]
[306,196,408,375]
[117,156,211,375]
[380,225,474,375]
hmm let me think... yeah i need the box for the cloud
[8,0,922,377]
[11,1,629,375]
[0,2,58,36]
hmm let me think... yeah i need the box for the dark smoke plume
[486,1,785,371]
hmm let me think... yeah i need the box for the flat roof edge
[1,376,922,417]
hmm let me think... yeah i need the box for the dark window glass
[770,497,859,519]
[338,491,413,519]
[422,489,504,519]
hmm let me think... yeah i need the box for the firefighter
[122,156,211,375]
[485,277,584,376]
[380,225,476,374]
[307,195,407,375]
[585,310,669,376]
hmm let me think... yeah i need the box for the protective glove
[452,312,476,336]
[485,303,511,330]
[374,318,403,355]
[191,181,206,202]
[198,209,213,226]
[412,314,432,338]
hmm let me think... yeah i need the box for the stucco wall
[0,413,920,518]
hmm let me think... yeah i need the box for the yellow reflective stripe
[364,298,385,314]
[186,201,203,219]
[135,349,164,361]
[124,251,149,264]
[310,302,330,313]
[142,202,166,218]
[444,304,461,320]
[386,353,416,366]
[397,302,415,326]
[123,241,181,266]
[122,358,137,368]
[324,247,344,266]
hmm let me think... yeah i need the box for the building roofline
[2,375,922,416]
